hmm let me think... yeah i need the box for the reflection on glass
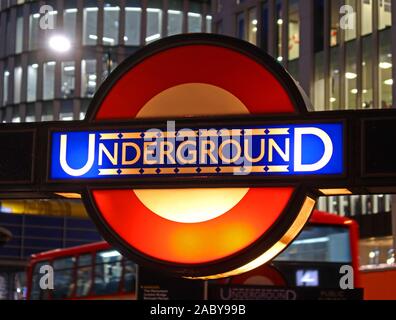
[83,7,98,45]
[81,59,96,98]
[379,29,392,108]
[76,254,92,297]
[275,226,351,263]
[27,64,38,102]
[168,0,183,36]
[14,66,22,104]
[125,7,141,45]
[61,61,75,99]
[41,102,54,121]
[52,257,75,299]
[288,0,299,60]
[247,7,257,45]
[345,41,357,109]
[104,4,120,46]
[362,36,373,109]
[378,0,391,30]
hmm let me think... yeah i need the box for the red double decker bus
[26,210,359,300]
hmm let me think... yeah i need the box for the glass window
[288,0,300,60]
[43,62,55,100]
[64,8,77,45]
[12,106,21,123]
[329,47,340,109]
[361,0,372,36]
[14,66,22,104]
[53,257,75,299]
[247,7,257,45]
[345,41,357,109]
[61,61,75,99]
[76,254,92,297]
[83,7,98,45]
[27,63,38,102]
[206,15,212,32]
[16,14,24,54]
[314,0,324,52]
[168,0,183,36]
[236,12,245,40]
[29,13,40,50]
[30,261,51,300]
[81,59,96,98]
[3,70,9,106]
[104,3,120,46]
[94,250,122,296]
[344,0,356,41]
[25,104,35,122]
[379,29,392,108]
[261,2,269,51]
[146,0,162,43]
[275,0,283,61]
[378,0,392,30]
[188,1,203,33]
[123,260,137,293]
[125,4,141,45]
[330,0,339,46]
[362,35,373,109]
[314,51,325,111]
[275,225,351,263]
[60,100,74,121]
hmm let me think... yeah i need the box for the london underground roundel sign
[78,34,319,279]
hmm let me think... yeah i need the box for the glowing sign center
[135,83,250,223]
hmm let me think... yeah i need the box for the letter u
[60,134,95,176]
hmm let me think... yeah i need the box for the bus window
[30,261,51,300]
[52,257,75,299]
[94,250,122,296]
[76,254,92,297]
[123,260,137,293]
[275,225,351,263]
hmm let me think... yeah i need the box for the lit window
[146,1,162,44]
[64,7,77,44]
[61,61,76,99]
[379,29,392,108]
[288,0,299,60]
[27,64,38,102]
[29,13,40,50]
[378,0,392,30]
[344,0,356,41]
[2,70,9,106]
[16,13,24,53]
[188,1,203,33]
[43,61,55,100]
[104,3,120,46]
[81,59,97,98]
[125,5,141,45]
[14,66,22,104]
[168,0,183,36]
[206,15,212,33]
[247,7,257,45]
[83,7,98,45]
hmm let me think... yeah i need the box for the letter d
[294,127,333,172]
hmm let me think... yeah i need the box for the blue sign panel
[50,123,343,179]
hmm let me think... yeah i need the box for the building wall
[0,0,212,122]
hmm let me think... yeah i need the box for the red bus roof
[29,210,356,263]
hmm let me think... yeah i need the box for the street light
[48,34,113,76]
[48,35,72,53]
